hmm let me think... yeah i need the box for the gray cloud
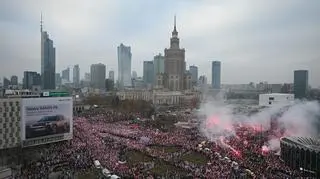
[0,0,319,87]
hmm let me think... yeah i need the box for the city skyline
[1,0,320,86]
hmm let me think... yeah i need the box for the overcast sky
[1,0,320,87]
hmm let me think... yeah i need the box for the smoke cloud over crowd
[197,98,320,151]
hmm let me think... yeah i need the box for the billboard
[21,97,73,147]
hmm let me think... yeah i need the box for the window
[11,107,15,111]
[269,97,274,100]
[5,107,8,112]
[0,129,2,134]
[9,112,13,117]
[3,102,7,106]
[9,102,13,106]
[0,118,2,123]
[3,113,6,117]
[15,101,19,106]
[0,140,2,145]
[269,102,272,105]
[0,107,2,112]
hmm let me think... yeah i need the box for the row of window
[0,117,20,123]
[2,112,20,118]
[0,106,20,112]
[0,137,19,146]
[2,101,20,107]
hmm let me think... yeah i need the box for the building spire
[40,12,43,32]
[172,15,178,37]
[174,14,176,31]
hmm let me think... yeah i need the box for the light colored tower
[117,43,132,89]
[73,64,80,87]
[212,61,221,89]
[90,63,106,90]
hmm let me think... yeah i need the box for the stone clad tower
[164,16,186,91]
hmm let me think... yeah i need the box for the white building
[259,93,294,107]
[118,43,132,89]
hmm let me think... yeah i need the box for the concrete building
[132,71,138,80]
[198,75,207,87]
[10,76,18,86]
[55,73,61,87]
[259,93,294,107]
[109,70,115,82]
[41,21,56,90]
[90,63,106,90]
[62,67,70,82]
[143,61,154,87]
[153,53,165,85]
[118,43,132,89]
[132,77,145,89]
[84,73,90,82]
[184,71,192,90]
[164,16,186,91]
[0,98,21,149]
[212,61,221,89]
[73,65,80,88]
[23,71,41,90]
[189,65,198,86]
[294,70,308,99]
[2,78,10,89]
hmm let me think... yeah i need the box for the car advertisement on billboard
[21,97,73,147]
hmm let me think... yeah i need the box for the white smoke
[197,96,320,151]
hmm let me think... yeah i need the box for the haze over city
[1,0,320,86]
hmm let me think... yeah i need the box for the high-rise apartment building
[62,67,70,82]
[118,43,132,89]
[23,71,41,90]
[90,63,106,89]
[41,18,56,90]
[164,16,186,91]
[294,70,309,99]
[212,61,221,89]
[153,53,165,84]
[10,76,18,86]
[108,71,114,82]
[73,65,80,87]
[143,61,154,86]
[189,65,198,86]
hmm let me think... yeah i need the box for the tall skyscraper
[62,67,70,82]
[90,63,106,89]
[164,16,186,91]
[118,43,132,89]
[212,61,221,89]
[73,65,80,87]
[40,15,56,89]
[84,73,90,81]
[10,76,18,86]
[143,61,154,86]
[153,53,165,84]
[189,65,198,86]
[55,73,61,87]
[132,71,138,80]
[109,70,115,82]
[294,70,309,99]
[23,71,41,89]
[3,77,10,89]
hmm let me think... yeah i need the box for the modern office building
[90,63,106,90]
[164,16,186,91]
[153,53,165,84]
[212,61,221,89]
[2,78,10,89]
[62,67,70,82]
[55,73,61,87]
[40,18,56,90]
[10,76,18,86]
[118,43,132,89]
[189,65,198,86]
[73,65,80,87]
[84,73,91,82]
[199,75,207,86]
[23,71,41,90]
[294,70,309,99]
[108,70,115,82]
[132,71,138,80]
[143,61,154,87]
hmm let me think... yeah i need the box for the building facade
[164,16,186,91]
[0,98,21,149]
[90,63,106,90]
[73,65,80,88]
[10,76,18,86]
[109,70,115,82]
[23,71,41,90]
[212,61,221,89]
[294,70,308,99]
[143,61,154,87]
[55,73,61,87]
[118,43,132,89]
[153,53,165,85]
[41,27,56,90]
[189,65,198,87]
[62,67,70,82]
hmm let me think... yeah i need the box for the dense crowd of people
[14,107,308,178]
